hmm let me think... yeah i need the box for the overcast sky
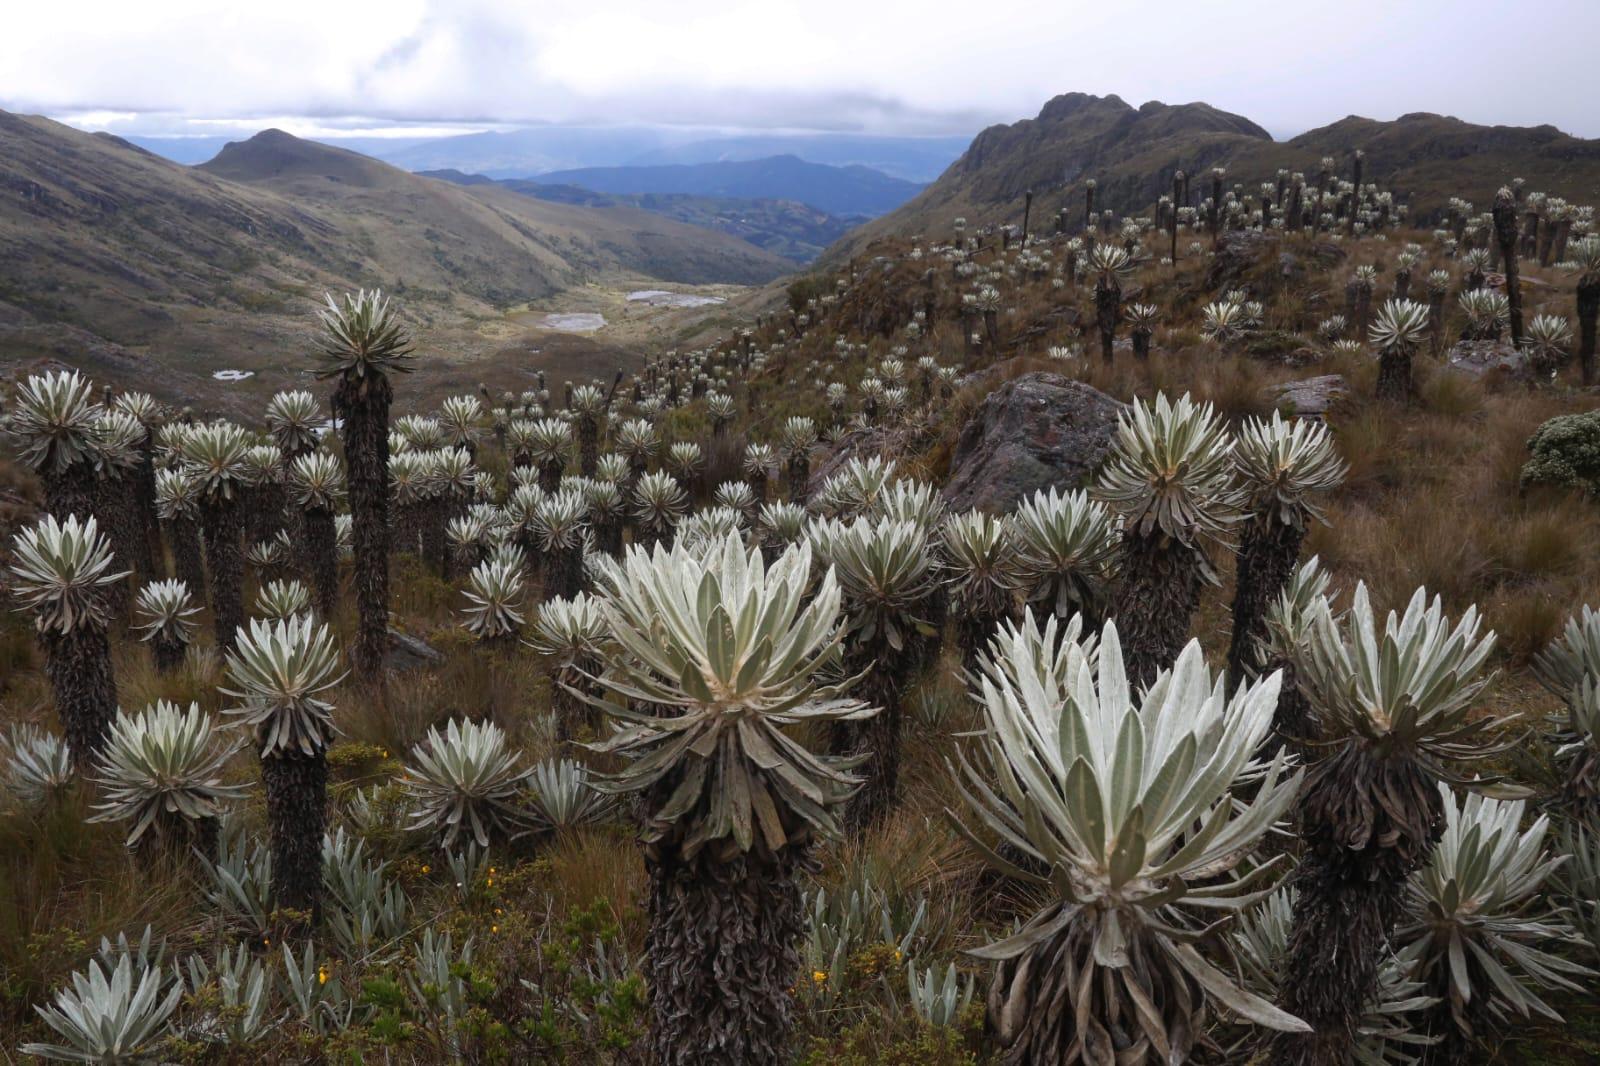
[6,0,1600,141]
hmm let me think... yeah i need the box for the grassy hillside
[0,115,793,413]
[424,170,860,263]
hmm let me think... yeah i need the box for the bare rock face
[1205,230,1344,297]
[1205,230,1280,291]
[1266,375,1350,419]
[1443,339,1533,383]
[806,424,917,496]
[386,628,445,672]
[942,373,1123,513]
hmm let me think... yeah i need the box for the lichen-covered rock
[1266,375,1350,419]
[387,627,445,672]
[1521,409,1600,495]
[1444,339,1533,383]
[942,372,1123,513]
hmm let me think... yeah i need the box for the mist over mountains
[129,126,972,183]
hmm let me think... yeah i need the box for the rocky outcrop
[1443,340,1532,383]
[1266,375,1350,419]
[942,373,1123,513]
[387,628,445,672]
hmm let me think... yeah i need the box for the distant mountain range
[0,117,792,409]
[129,127,971,184]
[422,170,857,263]
[827,92,1600,262]
[527,156,921,219]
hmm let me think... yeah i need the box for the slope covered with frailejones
[825,92,1600,262]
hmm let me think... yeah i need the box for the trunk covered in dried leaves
[1577,278,1599,387]
[41,625,117,772]
[151,633,188,675]
[1376,343,1417,405]
[334,373,394,681]
[545,543,585,601]
[988,910,1212,1066]
[263,749,328,921]
[1226,518,1305,684]
[133,438,164,573]
[303,505,340,621]
[44,462,98,524]
[199,497,245,650]
[836,655,913,832]
[94,477,139,613]
[1112,531,1205,691]
[169,514,207,602]
[645,840,807,1066]
[1270,745,1445,1066]
[1493,188,1525,347]
[1095,273,1121,364]
[1264,656,1316,758]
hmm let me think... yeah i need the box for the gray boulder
[1266,375,1350,419]
[942,373,1123,513]
[1443,339,1533,383]
[387,627,445,673]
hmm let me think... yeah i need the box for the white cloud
[4,0,1599,137]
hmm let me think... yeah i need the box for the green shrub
[1521,410,1600,495]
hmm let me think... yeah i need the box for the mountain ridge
[420,169,859,263]
[0,115,792,409]
[529,155,923,218]
[823,92,1600,262]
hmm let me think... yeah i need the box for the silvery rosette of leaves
[182,421,254,502]
[89,701,247,845]
[313,289,415,380]
[402,717,533,848]
[7,369,103,475]
[1296,583,1506,769]
[1009,487,1119,620]
[1233,411,1347,529]
[265,389,325,455]
[951,612,1307,1058]
[816,515,939,653]
[133,579,201,645]
[8,514,128,634]
[289,451,346,509]
[20,955,183,1063]
[1397,787,1593,1030]
[584,534,874,857]
[221,616,345,757]
[1095,391,1240,547]
[938,510,1022,617]
[460,558,526,640]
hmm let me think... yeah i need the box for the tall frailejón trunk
[1577,278,1599,387]
[645,838,806,1066]
[1493,188,1524,347]
[304,505,339,621]
[200,497,245,650]
[1095,274,1121,364]
[170,514,207,602]
[42,625,117,773]
[263,749,328,921]
[1225,519,1305,685]
[1270,747,1443,1066]
[1112,531,1205,691]
[335,373,393,682]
